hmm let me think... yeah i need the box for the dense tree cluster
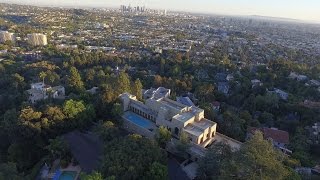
[198,132,300,180]
[0,5,319,179]
[100,134,167,180]
[0,99,95,173]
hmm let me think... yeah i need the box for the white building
[27,82,65,104]
[289,72,308,81]
[310,80,320,87]
[269,88,289,100]
[251,79,263,88]
[27,33,48,46]
[142,87,171,100]
[0,31,14,43]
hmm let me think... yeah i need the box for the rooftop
[160,98,187,111]
[248,127,289,144]
[184,124,204,137]
[177,96,195,107]
[143,87,170,100]
[213,132,243,151]
[173,112,194,123]
[192,118,216,130]
[51,85,64,91]
[27,88,43,94]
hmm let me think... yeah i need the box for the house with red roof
[247,127,292,154]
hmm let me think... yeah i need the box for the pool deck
[123,111,157,130]
[122,111,157,139]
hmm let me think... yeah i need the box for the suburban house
[268,88,289,100]
[27,82,65,104]
[120,87,242,158]
[308,122,320,144]
[247,127,292,154]
[251,79,263,88]
[301,100,320,109]
[309,80,320,87]
[289,72,298,79]
[86,87,99,95]
[289,72,308,81]
[226,74,234,81]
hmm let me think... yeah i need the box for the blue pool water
[123,112,154,129]
[59,171,77,180]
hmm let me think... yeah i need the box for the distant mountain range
[244,15,320,24]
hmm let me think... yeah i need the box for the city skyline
[3,0,320,23]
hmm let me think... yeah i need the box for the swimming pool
[59,171,77,180]
[123,112,154,130]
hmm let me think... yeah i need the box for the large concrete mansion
[120,87,242,157]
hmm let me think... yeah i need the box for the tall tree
[154,75,163,87]
[63,99,86,119]
[116,72,131,94]
[195,83,215,102]
[132,79,143,100]
[18,107,43,139]
[198,142,233,179]
[222,131,290,179]
[46,70,60,85]
[143,162,168,180]
[44,106,66,122]
[45,137,69,160]
[11,73,25,91]
[156,126,171,148]
[160,59,165,75]
[39,71,47,84]
[0,162,22,180]
[101,135,166,179]
[67,66,85,93]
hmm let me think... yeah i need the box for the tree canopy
[100,134,167,180]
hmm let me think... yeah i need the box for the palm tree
[39,71,47,84]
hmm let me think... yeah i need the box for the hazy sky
[2,0,320,22]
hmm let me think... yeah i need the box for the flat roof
[160,98,187,111]
[192,118,216,130]
[174,112,194,123]
[51,85,64,91]
[213,132,242,150]
[184,124,203,137]
[27,88,43,94]
[191,106,204,114]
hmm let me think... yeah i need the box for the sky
[2,0,320,22]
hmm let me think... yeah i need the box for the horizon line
[1,2,320,25]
